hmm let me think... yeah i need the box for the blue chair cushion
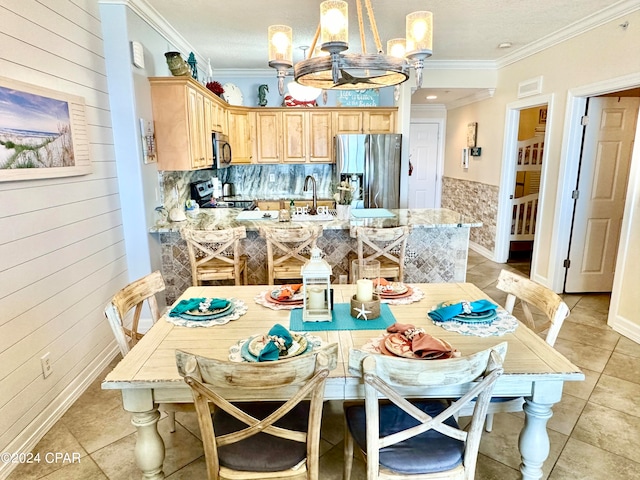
[345,400,464,475]
[213,401,309,472]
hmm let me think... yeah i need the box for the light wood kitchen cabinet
[253,111,282,163]
[227,108,252,164]
[256,200,282,210]
[210,98,227,134]
[253,109,333,164]
[333,108,397,134]
[150,76,216,170]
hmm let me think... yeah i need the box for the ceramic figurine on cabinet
[187,52,198,80]
[258,84,268,107]
[164,52,190,76]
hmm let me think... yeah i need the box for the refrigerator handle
[364,137,370,208]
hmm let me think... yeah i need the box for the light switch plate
[131,41,145,69]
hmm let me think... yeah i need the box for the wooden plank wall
[0,0,127,464]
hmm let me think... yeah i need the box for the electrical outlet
[339,274,348,284]
[269,174,275,182]
[41,353,52,378]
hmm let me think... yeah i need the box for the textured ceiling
[143,0,632,105]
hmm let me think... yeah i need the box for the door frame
[550,73,640,293]
[495,94,554,265]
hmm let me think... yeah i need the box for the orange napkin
[277,284,302,301]
[386,323,457,359]
[373,277,390,287]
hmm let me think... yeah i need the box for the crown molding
[495,0,640,68]
[101,0,207,65]
[446,88,495,110]
[109,0,640,75]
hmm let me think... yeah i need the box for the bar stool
[349,225,411,283]
[181,226,248,286]
[259,225,323,285]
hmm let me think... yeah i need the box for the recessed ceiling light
[426,95,437,100]
[498,42,512,49]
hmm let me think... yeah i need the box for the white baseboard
[608,313,640,344]
[469,242,497,262]
[0,345,120,480]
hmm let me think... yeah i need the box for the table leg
[518,399,553,480]
[518,380,563,480]
[122,389,165,479]
[131,410,165,479]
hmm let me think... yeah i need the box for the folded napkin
[428,299,497,322]
[276,284,302,301]
[387,323,456,358]
[258,324,293,362]
[169,297,229,317]
[373,277,390,287]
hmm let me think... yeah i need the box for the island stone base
[159,227,471,305]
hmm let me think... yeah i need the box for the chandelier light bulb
[387,38,406,58]
[320,1,348,45]
[271,32,290,55]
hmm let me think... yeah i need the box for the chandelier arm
[309,23,321,59]
[364,0,383,53]
[355,0,367,54]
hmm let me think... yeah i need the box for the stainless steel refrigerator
[335,134,402,209]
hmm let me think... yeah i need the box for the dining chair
[175,343,338,480]
[181,226,248,286]
[104,270,180,432]
[349,225,411,283]
[259,224,323,285]
[462,269,571,432]
[343,343,506,480]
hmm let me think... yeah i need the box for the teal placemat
[289,303,396,331]
[351,208,395,218]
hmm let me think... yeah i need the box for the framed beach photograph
[0,76,91,182]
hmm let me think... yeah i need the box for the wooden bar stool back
[181,226,248,286]
[260,225,323,285]
[350,225,411,282]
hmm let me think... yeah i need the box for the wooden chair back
[497,269,569,346]
[352,226,411,282]
[345,343,506,480]
[181,226,247,286]
[260,225,323,284]
[176,343,338,480]
[104,270,165,355]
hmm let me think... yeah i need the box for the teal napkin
[258,324,293,362]
[169,297,229,317]
[428,299,497,322]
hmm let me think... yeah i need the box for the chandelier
[268,0,433,94]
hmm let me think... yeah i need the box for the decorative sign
[336,89,380,107]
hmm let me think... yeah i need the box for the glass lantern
[301,247,333,322]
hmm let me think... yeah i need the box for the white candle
[308,288,325,310]
[356,279,373,302]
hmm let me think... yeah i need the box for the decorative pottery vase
[164,51,191,76]
[336,204,352,220]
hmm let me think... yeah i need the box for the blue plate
[178,305,235,322]
[240,335,313,362]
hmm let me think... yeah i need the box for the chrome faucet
[303,175,318,215]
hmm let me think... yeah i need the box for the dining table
[102,282,584,480]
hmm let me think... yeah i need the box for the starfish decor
[354,304,372,320]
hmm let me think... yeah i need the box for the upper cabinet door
[333,111,363,134]
[282,111,306,163]
[308,111,333,163]
[254,111,282,163]
[364,110,396,133]
[228,109,252,164]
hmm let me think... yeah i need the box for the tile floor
[8,251,640,479]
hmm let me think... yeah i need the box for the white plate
[222,83,243,106]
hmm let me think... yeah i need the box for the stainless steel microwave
[212,132,232,168]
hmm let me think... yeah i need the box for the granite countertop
[150,208,481,233]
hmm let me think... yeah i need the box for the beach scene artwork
[0,85,74,170]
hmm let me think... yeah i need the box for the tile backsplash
[160,164,335,211]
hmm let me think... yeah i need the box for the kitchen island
[151,208,481,304]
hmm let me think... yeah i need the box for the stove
[190,179,255,209]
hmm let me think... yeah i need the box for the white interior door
[408,123,440,208]
[565,96,640,292]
